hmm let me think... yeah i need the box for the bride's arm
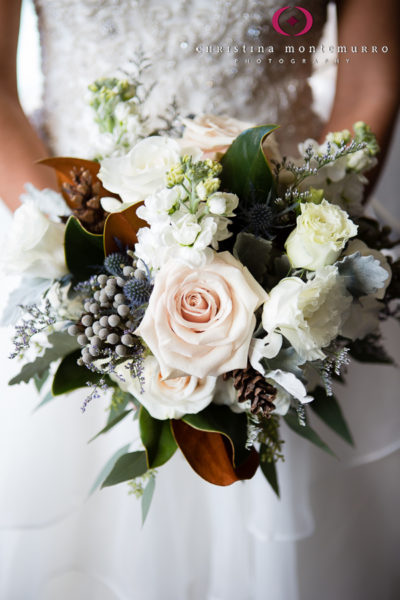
[0,0,55,212]
[322,0,400,182]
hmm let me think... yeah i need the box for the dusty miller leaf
[337,252,389,298]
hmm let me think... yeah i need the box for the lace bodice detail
[33,0,330,156]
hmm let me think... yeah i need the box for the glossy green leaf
[89,409,133,442]
[259,454,280,498]
[139,407,178,469]
[101,451,147,488]
[220,124,278,205]
[284,409,336,458]
[9,331,79,386]
[310,387,354,446]
[89,444,131,496]
[64,216,104,280]
[52,349,102,395]
[182,404,250,468]
[141,475,156,525]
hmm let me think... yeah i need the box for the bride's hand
[321,0,400,190]
[0,0,56,212]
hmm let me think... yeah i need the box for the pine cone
[224,365,277,418]
[62,167,109,234]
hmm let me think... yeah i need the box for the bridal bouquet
[3,74,399,519]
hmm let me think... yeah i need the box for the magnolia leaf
[9,331,79,385]
[101,451,147,488]
[172,405,259,486]
[220,125,278,205]
[233,232,273,282]
[337,252,389,298]
[38,156,119,206]
[89,444,131,496]
[141,475,156,525]
[284,409,336,457]
[259,453,280,498]
[64,216,104,280]
[89,410,133,443]
[139,407,177,469]
[52,349,102,395]
[103,203,147,256]
[309,387,354,446]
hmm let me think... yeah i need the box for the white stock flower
[98,136,183,204]
[208,192,239,216]
[262,265,352,361]
[285,199,358,270]
[2,202,68,280]
[113,356,216,420]
[136,187,181,225]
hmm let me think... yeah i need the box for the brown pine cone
[62,167,109,234]
[224,365,277,418]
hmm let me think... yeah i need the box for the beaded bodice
[33,0,330,156]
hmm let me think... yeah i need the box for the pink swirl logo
[272,6,313,36]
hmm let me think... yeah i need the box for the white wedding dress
[1,1,400,599]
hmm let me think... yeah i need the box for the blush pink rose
[180,114,253,159]
[136,251,267,379]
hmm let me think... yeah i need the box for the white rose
[98,136,183,205]
[113,356,216,420]
[2,202,68,280]
[180,114,253,159]
[285,199,358,270]
[262,265,352,361]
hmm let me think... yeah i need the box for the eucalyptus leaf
[101,451,147,488]
[52,349,102,395]
[284,409,336,457]
[9,331,79,386]
[33,390,55,412]
[139,407,177,469]
[349,334,394,365]
[141,475,156,525]
[64,216,104,280]
[309,387,354,446]
[89,444,131,496]
[233,232,273,282]
[220,125,278,205]
[337,252,389,298]
[34,369,50,392]
[89,409,133,442]
[259,453,280,498]
[108,389,136,424]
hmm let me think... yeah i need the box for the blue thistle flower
[104,252,131,276]
[123,279,153,307]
